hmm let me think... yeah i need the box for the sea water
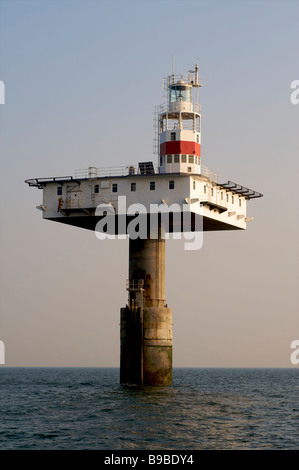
[0,367,298,450]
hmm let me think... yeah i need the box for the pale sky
[0,0,298,368]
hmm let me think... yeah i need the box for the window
[112,183,118,193]
[211,188,214,196]
[94,184,99,194]
[193,180,196,190]
[198,157,201,166]
[167,155,172,164]
[160,156,164,166]
[169,180,175,190]
[150,181,155,191]
[239,198,242,207]
[174,154,180,163]
[170,132,176,141]
[57,186,62,195]
[169,85,192,103]
[188,155,194,164]
[131,182,136,192]
[226,194,229,202]
[181,154,187,163]
[204,185,206,194]
[221,192,223,200]
[232,196,234,204]
[196,134,199,143]
[187,167,192,172]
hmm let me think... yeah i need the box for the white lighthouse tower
[158,63,202,175]
[26,63,262,385]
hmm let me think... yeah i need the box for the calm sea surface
[0,368,298,450]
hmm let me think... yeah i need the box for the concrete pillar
[120,230,172,386]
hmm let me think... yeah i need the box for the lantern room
[169,82,193,113]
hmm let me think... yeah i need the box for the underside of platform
[45,213,244,232]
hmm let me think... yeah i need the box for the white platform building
[26,64,261,232]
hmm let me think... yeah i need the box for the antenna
[195,59,199,103]
[172,56,175,83]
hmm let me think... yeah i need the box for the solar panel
[138,162,155,175]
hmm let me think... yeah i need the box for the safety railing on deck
[74,164,219,181]
[158,102,201,115]
[165,74,202,88]
[126,279,145,291]
[201,166,218,182]
[74,164,160,179]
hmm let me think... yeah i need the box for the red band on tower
[160,141,201,157]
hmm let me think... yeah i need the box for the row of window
[160,154,201,165]
[93,184,118,194]
[57,182,242,204]
[93,181,175,194]
[57,181,176,196]
[203,185,242,206]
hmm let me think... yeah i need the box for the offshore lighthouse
[26,64,262,385]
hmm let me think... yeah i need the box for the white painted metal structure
[156,64,202,175]
[26,64,262,233]
[26,168,261,233]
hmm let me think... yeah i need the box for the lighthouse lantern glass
[169,85,191,104]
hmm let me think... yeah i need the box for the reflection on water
[0,367,298,449]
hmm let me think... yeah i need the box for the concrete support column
[120,230,172,386]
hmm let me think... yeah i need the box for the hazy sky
[0,0,298,368]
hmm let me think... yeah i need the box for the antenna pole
[172,56,175,83]
[195,62,198,84]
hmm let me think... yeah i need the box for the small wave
[34,433,58,439]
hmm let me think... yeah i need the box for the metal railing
[201,166,218,183]
[158,102,201,115]
[126,279,145,291]
[74,164,160,179]
[165,74,202,88]
[73,164,219,181]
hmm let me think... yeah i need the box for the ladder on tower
[153,105,159,156]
